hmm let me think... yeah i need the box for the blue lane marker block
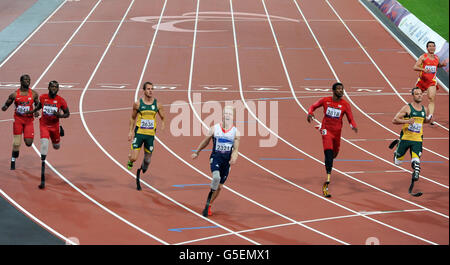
[169,226,219,232]
[172,184,210,188]
[259,158,304,161]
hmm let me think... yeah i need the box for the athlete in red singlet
[413,41,448,123]
[1,74,40,170]
[29,80,70,189]
[307,82,358,197]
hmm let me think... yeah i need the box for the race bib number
[43,105,58,115]
[425,65,437,73]
[408,123,422,133]
[216,142,232,152]
[16,105,30,115]
[140,119,154,129]
[325,107,341,119]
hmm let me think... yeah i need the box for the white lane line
[175,208,428,245]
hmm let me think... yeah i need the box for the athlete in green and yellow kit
[391,87,431,196]
[127,82,165,190]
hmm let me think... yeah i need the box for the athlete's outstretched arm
[438,58,448,68]
[192,127,214,159]
[128,101,139,141]
[307,98,324,123]
[230,131,240,164]
[30,90,40,117]
[413,55,427,72]
[57,106,70,119]
[345,103,358,133]
[157,102,165,130]
[392,105,414,125]
[1,92,15,111]
[27,94,42,115]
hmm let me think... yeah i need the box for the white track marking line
[175,208,428,245]
[0,189,77,245]
[0,1,67,67]
[77,0,260,245]
[289,0,448,188]
[25,0,169,244]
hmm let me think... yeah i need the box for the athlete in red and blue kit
[307,82,358,197]
[30,80,70,189]
[1,74,40,170]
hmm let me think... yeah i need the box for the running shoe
[322,181,331,198]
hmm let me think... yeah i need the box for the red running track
[0,0,448,245]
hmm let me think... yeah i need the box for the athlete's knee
[333,150,339,159]
[129,151,139,162]
[141,153,152,173]
[411,157,420,172]
[211,171,221,191]
[40,138,49,156]
[12,142,21,150]
[13,135,21,149]
[24,138,33,147]
[394,152,403,165]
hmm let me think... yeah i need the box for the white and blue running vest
[211,123,237,160]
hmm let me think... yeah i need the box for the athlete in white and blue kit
[192,106,240,217]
